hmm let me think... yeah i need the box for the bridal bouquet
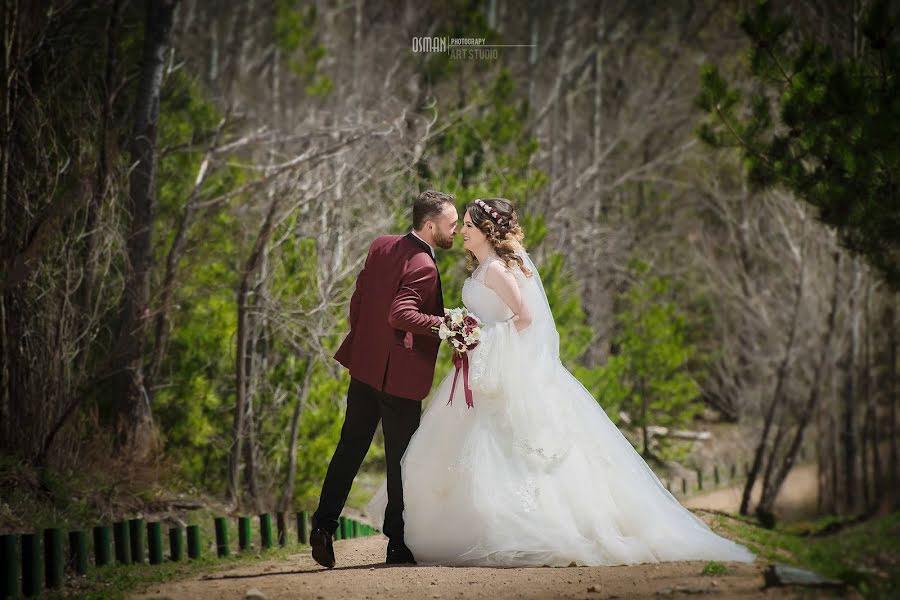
[438,307,482,353]
[438,307,483,408]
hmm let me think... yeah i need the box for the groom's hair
[413,190,455,230]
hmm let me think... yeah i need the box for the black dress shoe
[386,543,416,565]
[310,527,335,568]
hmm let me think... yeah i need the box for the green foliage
[151,67,346,505]
[715,512,900,598]
[594,259,702,456]
[426,69,547,198]
[697,0,900,288]
[701,560,729,575]
[274,1,332,97]
[153,71,247,489]
[280,367,345,509]
[415,69,598,392]
[412,0,500,86]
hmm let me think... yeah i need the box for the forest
[0,0,897,597]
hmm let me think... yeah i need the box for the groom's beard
[433,231,454,249]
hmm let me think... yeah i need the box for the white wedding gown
[368,252,754,567]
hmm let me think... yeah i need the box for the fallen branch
[646,425,712,441]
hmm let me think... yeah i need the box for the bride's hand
[483,261,532,332]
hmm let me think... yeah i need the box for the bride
[369,198,754,567]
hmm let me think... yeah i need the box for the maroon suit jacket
[334,233,444,401]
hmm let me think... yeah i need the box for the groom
[310,190,458,568]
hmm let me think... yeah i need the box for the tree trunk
[110,0,178,459]
[148,116,226,386]
[526,0,540,110]
[487,0,497,30]
[279,361,314,512]
[243,392,260,511]
[227,188,283,505]
[840,260,861,512]
[740,238,805,516]
[0,0,18,451]
[640,381,650,457]
[861,279,873,510]
[887,298,898,508]
[758,251,841,516]
[830,410,840,512]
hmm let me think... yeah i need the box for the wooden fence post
[93,526,112,566]
[169,527,185,561]
[276,512,287,547]
[186,525,201,559]
[297,511,309,545]
[147,522,163,565]
[259,514,273,550]
[238,517,251,552]
[113,521,131,565]
[43,528,63,589]
[128,518,145,564]
[68,530,88,575]
[21,533,40,598]
[1,533,18,599]
[214,517,230,557]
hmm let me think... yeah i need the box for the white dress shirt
[410,230,435,258]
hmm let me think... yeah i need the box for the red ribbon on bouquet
[447,351,474,408]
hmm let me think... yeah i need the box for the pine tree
[596,260,702,459]
[696,0,900,289]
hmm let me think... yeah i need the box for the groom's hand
[389,259,443,336]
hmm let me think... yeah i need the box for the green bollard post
[129,518,145,564]
[1,533,19,599]
[21,533,41,598]
[352,520,359,538]
[730,463,737,480]
[714,465,720,486]
[681,478,687,495]
[696,469,703,491]
[259,514,273,550]
[68,530,88,575]
[238,517,251,552]
[113,521,131,565]
[276,512,287,547]
[296,511,308,545]
[333,522,342,541]
[147,522,163,565]
[339,516,349,540]
[93,525,111,567]
[43,528,63,589]
[186,525,201,559]
[169,527,184,562]
[214,518,230,558]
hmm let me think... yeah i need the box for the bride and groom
[309,190,754,568]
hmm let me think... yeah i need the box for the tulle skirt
[368,323,754,567]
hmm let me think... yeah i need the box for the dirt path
[130,522,843,600]
[131,466,833,599]
[684,464,819,521]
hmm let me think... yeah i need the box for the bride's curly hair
[465,198,533,278]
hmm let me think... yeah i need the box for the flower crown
[474,199,508,225]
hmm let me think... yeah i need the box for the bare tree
[110,0,178,458]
